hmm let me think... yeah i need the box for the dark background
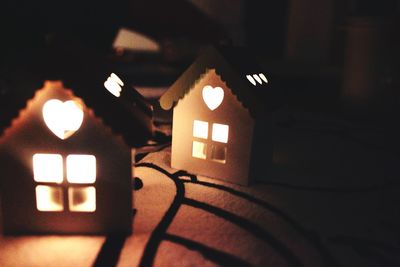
[0,0,399,129]
[0,2,400,265]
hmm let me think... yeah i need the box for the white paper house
[0,81,132,234]
[160,46,276,185]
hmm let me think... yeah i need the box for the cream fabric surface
[0,112,399,267]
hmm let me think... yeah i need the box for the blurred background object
[340,1,399,114]
[0,0,399,128]
[0,3,399,264]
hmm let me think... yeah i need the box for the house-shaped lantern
[160,46,278,185]
[0,81,132,234]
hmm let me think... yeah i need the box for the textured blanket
[0,113,399,266]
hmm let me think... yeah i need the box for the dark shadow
[135,154,148,163]
[92,234,128,267]
[92,209,138,266]
[256,181,384,193]
[164,233,253,267]
[134,142,171,162]
[272,117,400,189]
[136,163,301,267]
[136,162,338,267]
[135,162,185,267]
[331,129,400,159]
[329,235,399,253]
[351,246,400,267]
[279,123,400,159]
[379,220,400,244]
[182,179,339,266]
[329,236,400,266]
[183,198,304,267]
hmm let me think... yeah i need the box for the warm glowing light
[113,27,161,52]
[202,85,224,111]
[211,145,227,164]
[67,155,96,184]
[253,74,262,84]
[259,73,268,83]
[33,154,63,183]
[193,120,208,139]
[36,185,64,211]
[43,99,84,140]
[69,187,96,212]
[104,73,124,97]
[192,141,207,159]
[212,123,229,143]
[246,75,256,86]
[111,73,124,86]
[247,74,268,85]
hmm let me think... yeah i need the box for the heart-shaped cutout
[43,99,84,140]
[202,85,224,111]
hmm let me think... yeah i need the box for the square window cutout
[67,155,96,184]
[210,145,227,164]
[36,185,64,212]
[212,123,229,143]
[33,154,63,183]
[192,141,207,159]
[68,186,96,212]
[193,120,208,139]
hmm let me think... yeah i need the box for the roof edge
[159,46,222,110]
[0,81,130,150]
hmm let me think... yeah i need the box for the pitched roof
[0,45,153,147]
[159,45,276,117]
[0,81,128,150]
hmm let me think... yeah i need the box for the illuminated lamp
[0,81,132,234]
[160,46,276,185]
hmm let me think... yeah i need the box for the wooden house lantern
[160,46,277,185]
[0,81,132,234]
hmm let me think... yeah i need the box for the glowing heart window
[202,85,224,111]
[42,99,84,140]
